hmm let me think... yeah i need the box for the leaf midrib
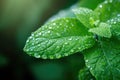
[99,39,114,79]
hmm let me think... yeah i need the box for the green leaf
[95,0,120,22]
[107,15,120,40]
[89,22,112,38]
[95,0,120,39]
[84,38,120,80]
[78,67,95,80]
[73,7,99,28]
[24,18,95,59]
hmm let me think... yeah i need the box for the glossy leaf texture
[73,7,99,28]
[78,67,95,80]
[84,38,120,80]
[89,22,112,38]
[95,0,120,39]
[24,18,95,59]
[107,15,120,40]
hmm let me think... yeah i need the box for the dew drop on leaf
[69,38,72,41]
[49,55,54,59]
[55,54,61,59]
[70,49,74,53]
[99,5,103,8]
[49,27,52,29]
[64,53,69,56]
[53,23,56,26]
[88,66,90,68]
[42,55,47,59]
[64,42,68,45]
[47,31,51,33]
[85,60,89,62]
[90,67,93,70]
[38,33,42,36]
[34,53,40,58]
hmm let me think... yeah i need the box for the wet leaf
[107,15,120,40]
[73,7,99,28]
[24,18,95,59]
[89,22,112,38]
[95,0,120,39]
[78,67,95,80]
[84,38,120,80]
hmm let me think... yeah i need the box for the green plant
[24,0,120,80]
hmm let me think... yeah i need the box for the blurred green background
[0,0,104,80]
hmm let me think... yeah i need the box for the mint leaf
[78,67,95,80]
[84,38,120,80]
[107,15,120,40]
[24,18,95,59]
[95,0,120,39]
[95,0,120,21]
[89,22,112,38]
[73,7,99,28]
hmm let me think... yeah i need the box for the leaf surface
[95,0,120,39]
[84,38,120,80]
[89,22,111,38]
[73,7,99,28]
[24,18,95,59]
[78,67,95,80]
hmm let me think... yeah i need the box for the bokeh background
[0,0,104,80]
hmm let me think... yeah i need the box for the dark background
[0,0,81,80]
[0,0,104,80]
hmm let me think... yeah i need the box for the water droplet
[85,60,88,62]
[70,49,74,53]
[64,42,68,45]
[53,23,56,26]
[31,33,34,36]
[69,38,72,41]
[88,66,90,68]
[49,55,54,59]
[34,53,40,58]
[113,21,117,24]
[117,14,120,17]
[99,5,103,8]
[55,54,61,58]
[26,39,29,43]
[90,67,93,70]
[47,31,51,33]
[38,33,42,36]
[49,27,52,29]
[32,43,35,46]
[56,46,60,49]
[64,53,68,56]
[104,0,108,4]
[38,44,41,47]
[42,55,47,59]
[29,36,32,39]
